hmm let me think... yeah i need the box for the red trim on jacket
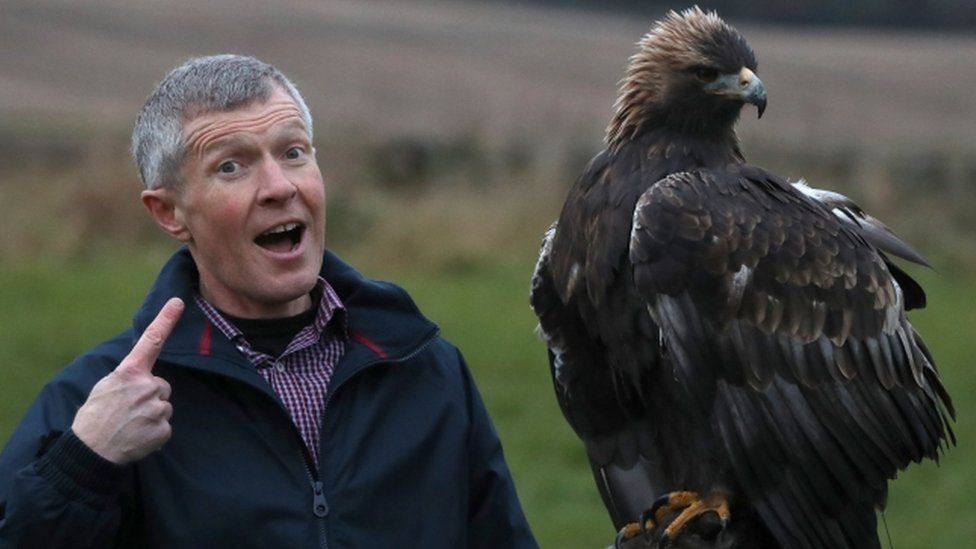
[350,330,387,359]
[198,321,213,356]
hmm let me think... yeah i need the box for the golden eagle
[530,7,954,548]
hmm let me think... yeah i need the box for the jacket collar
[133,248,438,380]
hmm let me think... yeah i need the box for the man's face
[165,87,325,318]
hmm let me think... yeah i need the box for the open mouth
[254,222,305,253]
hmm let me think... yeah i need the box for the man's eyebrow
[272,119,311,139]
[189,113,310,158]
[196,134,254,159]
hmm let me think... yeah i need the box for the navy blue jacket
[0,249,537,548]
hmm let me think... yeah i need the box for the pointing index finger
[119,297,185,373]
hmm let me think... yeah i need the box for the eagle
[530,7,954,548]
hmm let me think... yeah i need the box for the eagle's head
[607,7,766,149]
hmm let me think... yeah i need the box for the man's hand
[72,298,184,464]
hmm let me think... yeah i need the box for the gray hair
[131,54,313,189]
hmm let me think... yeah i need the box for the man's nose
[257,158,298,204]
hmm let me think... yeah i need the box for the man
[0,55,537,548]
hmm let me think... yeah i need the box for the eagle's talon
[615,522,641,548]
[648,493,672,525]
[638,508,656,537]
[649,490,699,525]
[614,529,627,549]
[644,491,731,544]
[615,516,656,548]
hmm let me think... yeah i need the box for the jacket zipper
[175,329,439,549]
[278,401,330,549]
[307,330,439,544]
[308,469,329,549]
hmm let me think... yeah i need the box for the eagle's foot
[649,491,730,547]
[613,512,656,548]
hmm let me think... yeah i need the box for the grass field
[1,251,974,547]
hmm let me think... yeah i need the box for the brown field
[3,0,976,145]
[2,0,976,266]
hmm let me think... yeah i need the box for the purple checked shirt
[195,278,347,468]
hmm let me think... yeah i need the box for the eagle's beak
[705,67,768,118]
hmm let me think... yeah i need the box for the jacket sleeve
[458,350,539,549]
[0,361,129,549]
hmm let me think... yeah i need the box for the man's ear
[141,187,191,242]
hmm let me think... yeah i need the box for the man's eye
[285,147,304,160]
[218,161,239,174]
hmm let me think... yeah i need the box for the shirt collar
[195,277,347,364]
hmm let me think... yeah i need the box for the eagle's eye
[694,67,719,82]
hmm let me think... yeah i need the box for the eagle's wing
[532,223,664,528]
[629,165,954,548]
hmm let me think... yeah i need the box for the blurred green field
[1,252,973,547]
